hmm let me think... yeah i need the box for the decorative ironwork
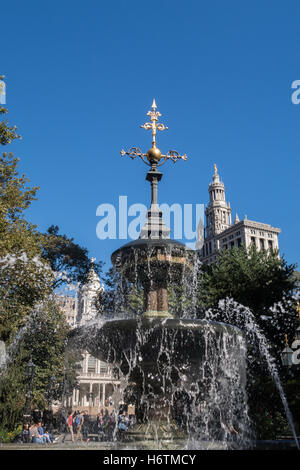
[121,147,150,166]
[120,100,187,168]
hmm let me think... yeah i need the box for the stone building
[198,165,281,264]
[57,263,120,414]
[56,295,77,327]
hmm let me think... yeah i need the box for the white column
[102,383,106,406]
[99,383,102,409]
[89,382,93,407]
[84,353,89,373]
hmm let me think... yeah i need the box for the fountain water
[207,298,300,449]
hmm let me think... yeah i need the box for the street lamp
[23,358,35,423]
[281,303,300,369]
[25,358,35,381]
[47,374,57,408]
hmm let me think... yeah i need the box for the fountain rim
[111,238,192,264]
[71,317,245,339]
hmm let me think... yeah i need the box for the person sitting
[118,411,129,432]
[37,421,52,443]
[29,423,46,443]
[21,424,31,443]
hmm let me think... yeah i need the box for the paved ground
[0,442,115,450]
[0,435,120,450]
[0,434,194,451]
[1,435,298,451]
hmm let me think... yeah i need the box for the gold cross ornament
[121,100,187,168]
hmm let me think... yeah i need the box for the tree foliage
[41,225,103,289]
[0,300,79,430]
[0,105,79,431]
[0,106,21,146]
[197,245,297,314]
[0,109,53,343]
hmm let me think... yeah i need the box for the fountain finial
[140,98,167,149]
[121,100,187,168]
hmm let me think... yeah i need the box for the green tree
[0,106,20,146]
[197,245,296,314]
[0,108,53,343]
[0,299,79,430]
[41,225,103,289]
[0,104,79,432]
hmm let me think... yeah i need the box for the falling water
[207,298,300,450]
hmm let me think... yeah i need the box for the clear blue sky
[1,0,300,272]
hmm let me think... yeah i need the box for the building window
[88,356,96,373]
[251,237,256,245]
[268,240,273,250]
[100,362,108,374]
[230,241,234,248]
[260,238,265,250]
[224,244,227,249]
[237,238,242,247]
[209,241,212,254]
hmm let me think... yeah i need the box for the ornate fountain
[71,101,250,449]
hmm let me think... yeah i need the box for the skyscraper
[198,165,280,264]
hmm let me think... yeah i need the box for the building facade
[57,264,120,414]
[198,165,281,264]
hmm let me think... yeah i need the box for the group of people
[96,409,116,441]
[62,409,90,443]
[21,421,57,444]
[60,408,133,443]
[19,407,134,444]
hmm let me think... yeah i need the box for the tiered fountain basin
[70,314,248,447]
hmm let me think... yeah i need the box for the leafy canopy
[197,244,297,313]
[41,225,103,289]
